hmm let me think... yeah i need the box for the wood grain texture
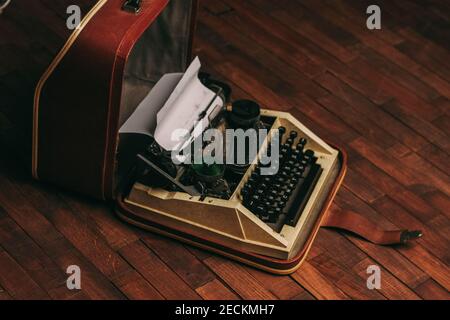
[0,0,449,299]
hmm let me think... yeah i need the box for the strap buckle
[400,230,423,243]
[122,0,141,14]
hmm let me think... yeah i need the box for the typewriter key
[304,149,315,161]
[299,138,307,146]
[278,126,286,138]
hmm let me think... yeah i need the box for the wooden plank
[61,194,139,251]
[353,44,440,101]
[342,168,385,204]
[0,167,126,300]
[333,191,430,289]
[372,197,450,290]
[380,100,450,154]
[196,279,240,300]
[348,58,443,122]
[351,160,450,261]
[222,0,393,105]
[198,8,328,92]
[314,72,429,153]
[301,0,450,98]
[0,285,12,300]
[140,233,216,290]
[316,93,399,150]
[291,261,349,300]
[0,249,49,300]
[203,256,277,300]
[350,137,450,198]
[0,207,80,299]
[245,267,312,300]
[417,143,450,176]
[423,191,450,220]
[352,258,421,300]
[396,27,450,72]
[415,278,450,300]
[309,252,385,300]
[112,269,164,300]
[119,241,201,300]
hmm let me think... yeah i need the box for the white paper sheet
[119,57,224,151]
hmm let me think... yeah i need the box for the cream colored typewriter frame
[126,110,339,259]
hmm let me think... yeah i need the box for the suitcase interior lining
[119,0,195,127]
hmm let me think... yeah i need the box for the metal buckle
[122,0,141,14]
[400,230,423,243]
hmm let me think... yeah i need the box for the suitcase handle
[122,0,141,14]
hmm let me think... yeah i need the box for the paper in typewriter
[119,57,224,151]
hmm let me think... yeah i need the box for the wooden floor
[0,0,449,300]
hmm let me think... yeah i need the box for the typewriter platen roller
[122,58,340,260]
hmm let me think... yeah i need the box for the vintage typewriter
[118,58,341,260]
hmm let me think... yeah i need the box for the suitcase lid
[33,0,198,199]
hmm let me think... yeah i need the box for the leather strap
[322,207,422,245]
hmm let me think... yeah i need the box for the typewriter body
[119,58,341,260]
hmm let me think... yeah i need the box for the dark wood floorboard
[0,0,449,300]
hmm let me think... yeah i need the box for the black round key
[252,194,261,202]
[292,149,301,159]
[272,201,282,209]
[272,183,282,190]
[286,138,294,146]
[267,209,276,219]
[285,182,296,190]
[299,138,307,146]
[304,149,315,160]
[280,171,290,179]
[244,199,255,208]
[241,188,250,197]
[281,146,289,155]
[248,177,258,184]
[263,177,272,184]
[290,131,298,139]
[278,126,286,139]
[256,189,264,196]
[255,205,265,215]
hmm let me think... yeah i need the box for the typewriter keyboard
[240,127,323,232]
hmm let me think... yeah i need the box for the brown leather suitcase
[0,0,421,274]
